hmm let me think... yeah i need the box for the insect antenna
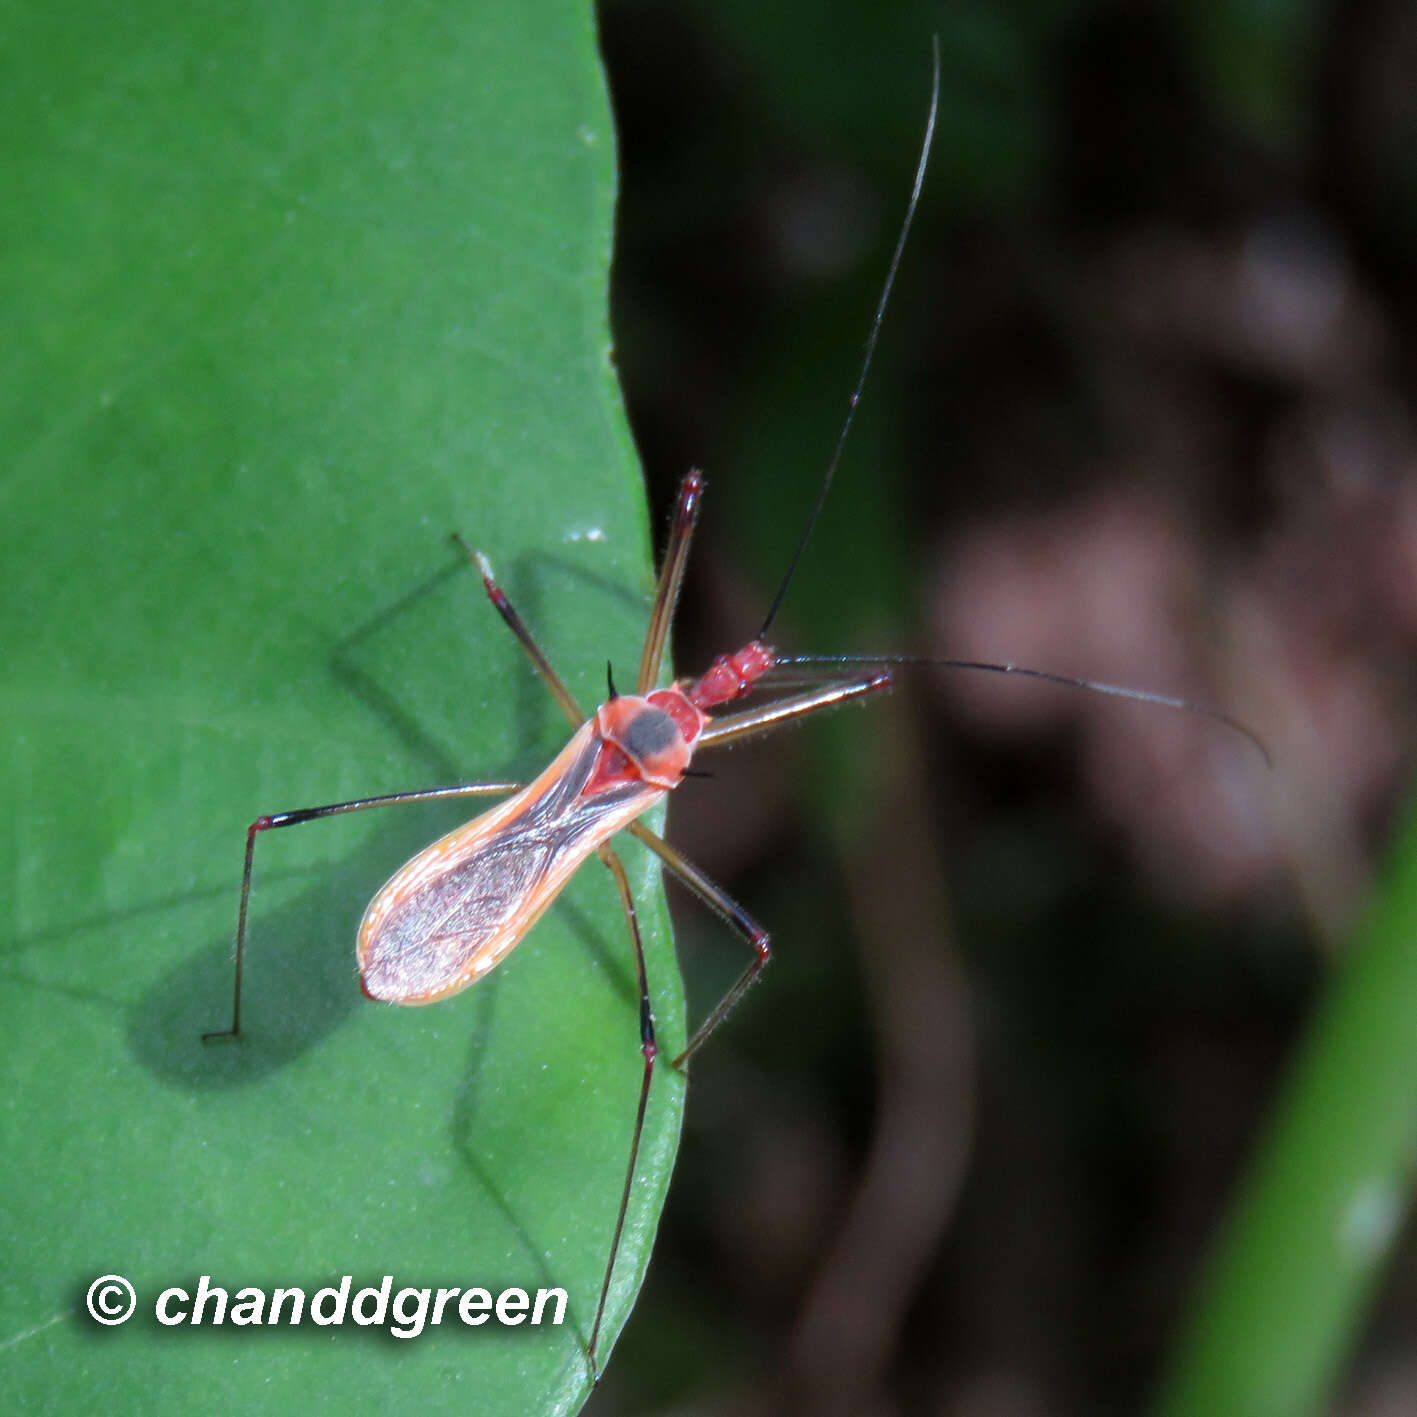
[757,35,940,641]
[776,653,1274,766]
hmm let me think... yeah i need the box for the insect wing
[358,719,664,1004]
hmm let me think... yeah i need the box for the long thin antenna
[776,653,1273,766]
[758,35,941,640]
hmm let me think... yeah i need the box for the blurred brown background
[590,2,1417,1413]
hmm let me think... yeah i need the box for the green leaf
[1155,792,1417,1417]
[0,4,682,1414]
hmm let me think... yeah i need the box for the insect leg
[587,843,658,1379]
[636,470,704,694]
[204,779,521,1042]
[452,533,585,728]
[624,820,768,1069]
[695,670,893,750]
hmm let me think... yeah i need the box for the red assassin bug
[204,40,1264,1383]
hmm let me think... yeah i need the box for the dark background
[591,2,1417,1414]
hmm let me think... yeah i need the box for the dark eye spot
[621,707,679,761]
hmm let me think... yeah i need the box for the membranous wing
[358,720,663,1004]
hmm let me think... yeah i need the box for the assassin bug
[204,40,1264,1383]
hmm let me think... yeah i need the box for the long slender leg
[203,779,521,1041]
[452,533,585,728]
[636,470,704,694]
[695,670,893,750]
[625,820,769,1069]
[587,844,658,1380]
[593,678,892,1069]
